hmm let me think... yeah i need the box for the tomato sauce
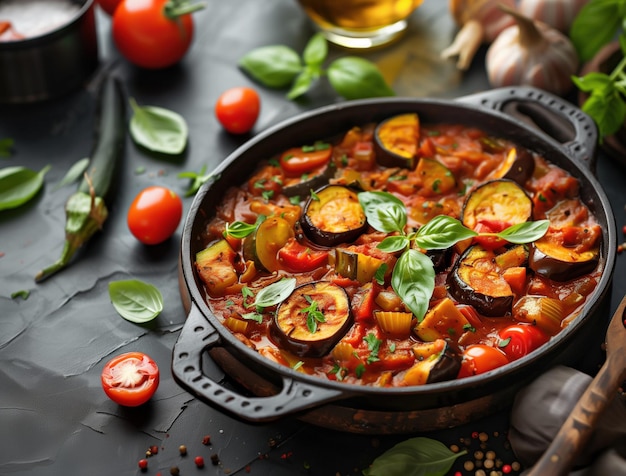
[196,118,602,387]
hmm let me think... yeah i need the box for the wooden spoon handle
[526,354,624,476]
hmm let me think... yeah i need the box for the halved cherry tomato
[279,144,332,177]
[498,324,548,361]
[127,186,183,245]
[472,220,509,250]
[97,0,122,15]
[277,237,329,272]
[457,344,509,378]
[101,352,159,406]
[215,87,260,134]
[112,0,199,69]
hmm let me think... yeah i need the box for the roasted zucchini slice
[403,339,462,385]
[196,239,240,297]
[461,179,533,230]
[271,281,353,358]
[374,113,420,169]
[334,248,386,284]
[415,158,456,196]
[300,185,367,247]
[447,245,514,317]
[243,216,295,272]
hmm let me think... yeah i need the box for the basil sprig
[239,33,394,101]
[108,279,164,323]
[363,437,467,476]
[358,191,549,321]
[570,0,626,138]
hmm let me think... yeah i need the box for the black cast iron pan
[173,87,617,434]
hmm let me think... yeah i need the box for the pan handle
[457,87,598,170]
[171,302,345,422]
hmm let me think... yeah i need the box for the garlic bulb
[441,0,516,70]
[518,0,590,33]
[486,6,578,95]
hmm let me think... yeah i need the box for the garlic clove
[518,0,591,34]
[485,6,579,95]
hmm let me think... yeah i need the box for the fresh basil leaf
[129,99,188,155]
[0,165,50,211]
[224,220,260,239]
[287,68,318,100]
[254,277,297,308]
[570,0,624,62]
[55,157,89,190]
[571,72,613,92]
[359,191,406,233]
[108,279,164,323]
[239,45,303,88]
[378,235,410,253]
[327,56,395,100]
[391,249,435,322]
[302,32,327,68]
[415,215,477,250]
[582,86,626,137]
[496,219,550,243]
[0,138,14,158]
[363,437,466,476]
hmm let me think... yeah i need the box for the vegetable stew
[194,114,602,387]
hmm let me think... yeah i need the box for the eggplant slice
[461,179,533,230]
[374,113,420,169]
[300,185,368,247]
[447,245,514,317]
[405,339,462,385]
[272,281,353,358]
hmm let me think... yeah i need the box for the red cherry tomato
[112,0,196,69]
[215,87,261,134]
[472,220,509,250]
[279,144,332,177]
[498,324,549,361]
[127,186,183,245]
[277,237,329,272]
[457,344,509,378]
[97,0,122,15]
[101,352,159,406]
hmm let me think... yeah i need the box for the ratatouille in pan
[194,112,602,387]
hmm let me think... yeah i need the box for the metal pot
[173,87,617,434]
[0,0,98,103]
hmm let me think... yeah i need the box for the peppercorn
[170,466,180,475]
[150,445,159,455]
[202,435,211,445]
[138,459,148,472]
[195,456,205,468]
[179,444,187,456]
[211,453,220,465]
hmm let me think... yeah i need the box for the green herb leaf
[414,215,477,249]
[254,277,297,308]
[224,219,262,239]
[11,289,30,300]
[374,263,388,285]
[287,68,318,100]
[241,311,263,323]
[496,219,549,243]
[570,0,624,62]
[363,437,467,476]
[108,279,164,323]
[239,45,303,88]
[129,98,188,155]
[0,165,50,211]
[580,83,626,138]
[302,32,327,68]
[327,56,395,100]
[303,295,326,333]
[55,157,90,190]
[178,166,215,196]
[0,138,14,158]
[391,249,435,322]
[359,191,406,234]
[377,235,410,253]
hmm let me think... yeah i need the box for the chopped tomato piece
[277,238,329,272]
[279,144,332,177]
